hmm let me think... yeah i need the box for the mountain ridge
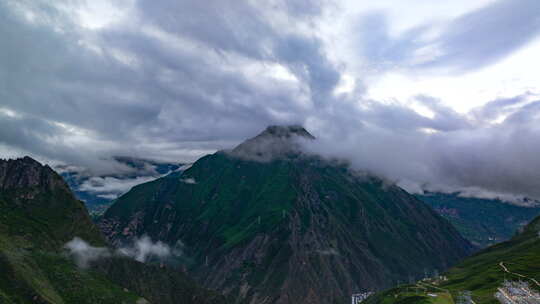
[0,156,70,192]
[100,126,474,304]
[0,156,229,304]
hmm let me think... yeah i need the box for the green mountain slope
[417,192,540,248]
[100,125,473,304]
[0,157,228,304]
[365,213,540,304]
[0,156,105,249]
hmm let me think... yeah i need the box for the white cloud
[65,237,111,268]
[78,176,158,196]
[97,193,119,200]
[65,236,183,267]
[180,177,196,184]
[116,235,179,263]
[365,39,540,114]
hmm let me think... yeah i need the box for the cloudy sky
[2,0,540,202]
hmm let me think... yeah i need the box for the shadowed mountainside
[100,125,474,304]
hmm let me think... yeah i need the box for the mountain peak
[229,125,314,161]
[101,128,472,304]
[260,125,315,140]
[0,156,66,191]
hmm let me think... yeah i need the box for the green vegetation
[372,292,452,304]
[0,157,229,304]
[0,196,142,303]
[105,152,298,250]
[367,214,540,304]
[0,158,141,303]
[366,278,459,304]
[102,145,472,304]
[430,293,454,304]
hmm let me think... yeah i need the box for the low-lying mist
[64,236,183,268]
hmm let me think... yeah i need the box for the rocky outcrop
[0,156,68,191]
[0,156,104,249]
[229,125,315,162]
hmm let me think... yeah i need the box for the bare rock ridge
[0,156,68,191]
[257,125,315,139]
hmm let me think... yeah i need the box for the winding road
[499,262,540,288]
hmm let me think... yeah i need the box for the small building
[352,292,374,304]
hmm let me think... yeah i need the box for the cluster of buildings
[495,280,540,304]
[456,291,473,304]
[351,292,374,304]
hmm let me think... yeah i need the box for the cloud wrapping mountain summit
[1,0,540,202]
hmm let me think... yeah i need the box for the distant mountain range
[417,192,540,248]
[57,156,186,216]
[99,125,473,304]
[0,156,228,304]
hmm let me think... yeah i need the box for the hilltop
[0,156,228,304]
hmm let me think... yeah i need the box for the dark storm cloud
[137,0,275,59]
[470,94,531,123]
[0,2,163,142]
[356,0,540,73]
[0,114,70,159]
[274,35,341,106]
[0,0,339,168]
[357,96,470,132]
[429,0,540,71]
[2,0,540,203]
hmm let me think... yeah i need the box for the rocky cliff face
[0,156,71,191]
[0,156,104,249]
[100,126,474,304]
